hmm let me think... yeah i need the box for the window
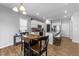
[20,18,27,32]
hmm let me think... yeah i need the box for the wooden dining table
[22,34,41,56]
[23,34,41,41]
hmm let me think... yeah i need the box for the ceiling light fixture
[64,10,67,14]
[22,11,27,15]
[19,3,26,11]
[63,3,69,18]
[12,7,18,12]
[46,19,51,24]
[36,13,39,15]
[12,3,27,15]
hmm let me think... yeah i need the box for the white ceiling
[1,3,79,22]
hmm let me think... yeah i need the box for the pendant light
[12,3,27,15]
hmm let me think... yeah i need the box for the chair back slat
[38,36,49,54]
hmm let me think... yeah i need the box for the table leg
[14,36,16,45]
[29,41,32,56]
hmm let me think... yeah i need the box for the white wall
[52,20,70,37]
[69,20,73,39]
[0,5,30,48]
[62,22,70,37]
[71,12,79,43]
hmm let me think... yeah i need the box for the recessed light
[36,13,39,15]
[64,10,67,14]
[22,11,27,15]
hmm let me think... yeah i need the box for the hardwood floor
[0,44,21,56]
[0,37,79,56]
[48,37,79,56]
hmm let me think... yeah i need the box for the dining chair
[24,39,39,56]
[20,32,30,56]
[53,31,62,46]
[31,36,49,56]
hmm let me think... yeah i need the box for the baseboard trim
[72,40,79,43]
[0,43,13,49]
